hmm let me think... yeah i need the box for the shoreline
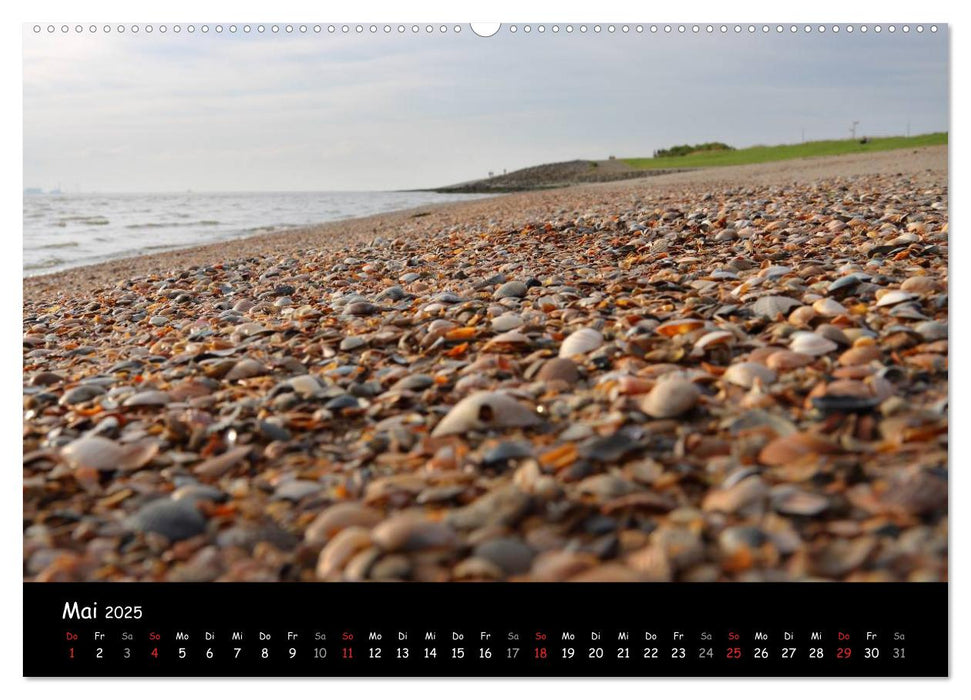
[24,145,946,303]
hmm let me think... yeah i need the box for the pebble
[127,499,207,541]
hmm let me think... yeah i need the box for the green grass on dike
[622,132,948,171]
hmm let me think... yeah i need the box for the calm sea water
[23,191,488,276]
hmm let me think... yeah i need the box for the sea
[22,190,489,276]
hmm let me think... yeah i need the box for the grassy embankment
[622,132,948,170]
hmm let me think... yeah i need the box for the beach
[23,146,948,582]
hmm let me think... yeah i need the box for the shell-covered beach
[23,147,948,582]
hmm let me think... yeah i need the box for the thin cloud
[23,28,948,192]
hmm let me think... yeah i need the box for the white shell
[639,378,700,419]
[876,290,918,307]
[432,391,541,436]
[482,330,530,352]
[289,374,323,398]
[723,362,777,389]
[789,332,838,356]
[812,298,847,317]
[491,313,524,332]
[693,330,734,352]
[750,295,801,318]
[558,327,604,358]
[61,436,158,472]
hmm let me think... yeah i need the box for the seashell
[339,336,368,351]
[431,391,541,436]
[483,441,535,467]
[577,474,640,499]
[288,374,323,398]
[693,330,734,352]
[914,320,947,341]
[305,503,384,546]
[122,390,171,407]
[838,345,881,366]
[655,318,705,337]
[316,526,373,579]
[193,445,253,478]
[61,436,158,472]
[273,480,324,502]
[771,487,829,516]
[875,290,918,307]
[722,362,776,389]
[750,295,801,318]
[789,332,837,356]
[536,357,579,386]
[529,551,598,581]
[702,476,768,513]
[387,374,434,394]
[171,484,226,504]
[558,327,603,357]
[827,274,861,294]
[766,350,814,371]
[760,265,792,279]
[900,276,938,294]
[481,330,531,353]
[491,313,524,332]
[344,301,380,316]
[639,377,700,419]
[816,324,850,346]
[59,385,105,406]
[812,298,847,317]
[225,358,269,380]
[758,432,841,467]
[371,514,459,552]
[787,306,817,326]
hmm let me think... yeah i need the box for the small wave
[24,257,66,270]
[126,220,222,230]
[37,241,80,250]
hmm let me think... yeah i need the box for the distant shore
[427,133,947,194]
[427,159,688,194]
[25,145,946,304]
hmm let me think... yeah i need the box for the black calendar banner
[23,583,947,677]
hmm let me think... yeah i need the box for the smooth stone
[127,499,207,541]
[59,385,105,406]
[494,281,528,299]
[305,503,384,546]
[371,514,459,552]
[473,537,536,575]
[536,357,580,386]
[122,390,171,407]
[273,480,324,501]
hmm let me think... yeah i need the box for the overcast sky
[23,26,948,192]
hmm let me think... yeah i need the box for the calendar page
[21,15,949,678]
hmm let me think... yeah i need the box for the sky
[22,25,949,192]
